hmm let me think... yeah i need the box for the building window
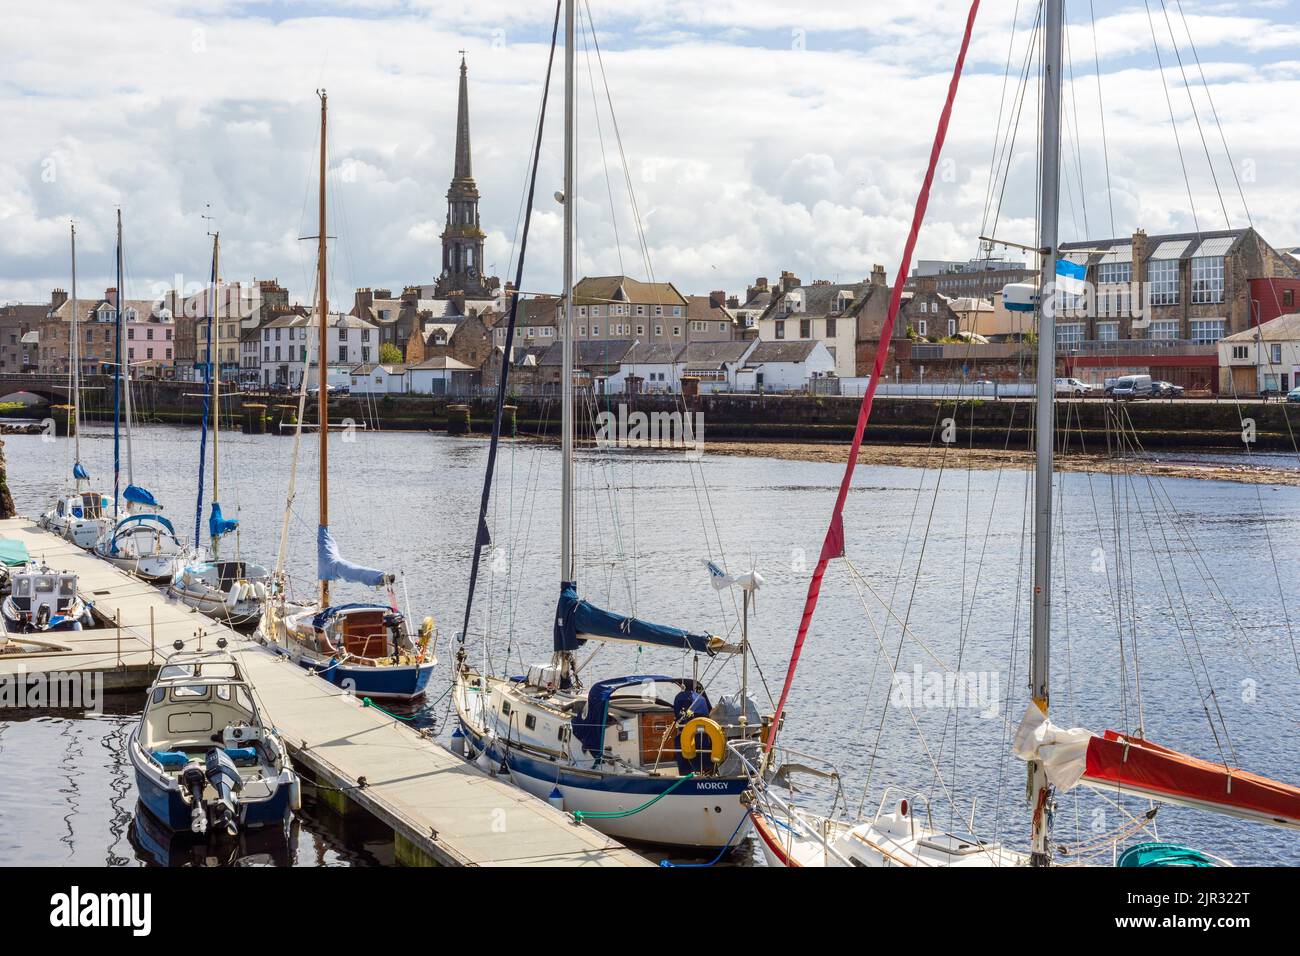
[1231,345,1249,360]
[636,325,645,336]
[1285,289,1295,308]
[591,306,601,317]
[654,306,663,317]
[339,345,348,362]
[1055,323,1085,348]
[1149,320,1180,340]
[591,324,600,336]
[1097,322,1120,342]
[127,328,135,340]
[672,326,681,337]
[1148,259,1180,305]
[775,321,785,340]
[826,318,837,338]
[799,319,811,339]
[1189,319,1225,345]
[947,319,956,337]
[578,326,586,336]
[636,305,645,317]
[1272,344,1283,364]
[1098,261,1132,286]
[917,319,927,337]
[1190,256,1224,304]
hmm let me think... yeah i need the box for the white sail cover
[1012,703,1094,791]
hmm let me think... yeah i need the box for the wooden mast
[317,90,330,609]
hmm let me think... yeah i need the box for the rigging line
[1142,0,1200,234]
[979,0,1025,236]
[458,0,561,648]
[1156,0,1232,230]
[842,559,954,674]
[578,11,624,277]
[1088,0,1117,237]
[1171,0,1250,225]
[986,4,1043,248]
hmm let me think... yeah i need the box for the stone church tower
[435,56,497,300]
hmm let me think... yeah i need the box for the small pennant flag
[1055,258,1087,296]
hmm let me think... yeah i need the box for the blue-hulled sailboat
[93,210,183,584]
[258,91,435,701]
[38,223,114,550]
[168,230,270,629]
[452,6,764,851]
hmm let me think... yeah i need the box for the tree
[378,342,403,365]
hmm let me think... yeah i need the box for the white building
[408,355,475,395]
[608,343,685,394]
[350,363,410,395]
[260,312,377,388]
[683,340,758,394]
[1218,312,1300,395]
[737,340,836,392]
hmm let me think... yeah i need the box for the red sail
[765,0,983,753]
[1083,731,1300,829]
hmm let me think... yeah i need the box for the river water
[3,420,1298,866]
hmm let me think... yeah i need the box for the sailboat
[451,1,766,851]
[750,0,1300,867]
[168,231,271,630]
[92,211,184,584]
[258,91,435,701]
[38,223,114,550]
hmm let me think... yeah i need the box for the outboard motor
[205,748,244,837]
[180,760,209,834]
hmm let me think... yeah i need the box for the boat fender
[547,786,565,812]
[450,726,466,757]
[254,582,267,601]
[288,775,302,813]
[679,717,726,765]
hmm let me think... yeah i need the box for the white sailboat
[38,223,114,550]
[259,91,436,701]
[168,230,270,629]
[92,210,184,584]
[452,1,766,852]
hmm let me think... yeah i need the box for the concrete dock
[0,517,649,867]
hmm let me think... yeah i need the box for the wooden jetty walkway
[0,518,649,867]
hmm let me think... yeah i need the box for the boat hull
[168,583,264,631]
[461,716,752,851]
[270,642,436,701]
[98,552,179,584]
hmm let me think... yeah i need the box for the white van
[1109,374,1153,399]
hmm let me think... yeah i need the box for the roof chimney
[709,290,726,309]
[871,264,887,287]
[50,289,68,309]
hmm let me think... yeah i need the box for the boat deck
[0,518,649,867]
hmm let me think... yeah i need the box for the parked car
[1109,374,1154,399]
[1151,380,1185,398]
[1287,387,1300,404]
[1054,377,1092,397]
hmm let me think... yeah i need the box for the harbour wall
[8,385,1296,452]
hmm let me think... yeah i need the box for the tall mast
[70,223,82,486]
[1028,0,1064,867]
[317,90,330,610]
[211,233,222,557]
[560,0,575,585]
[112,209,123,517]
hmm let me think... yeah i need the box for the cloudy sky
[2,0,1297,309]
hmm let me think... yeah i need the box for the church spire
[453,54,472,182]
[435,53,497,301]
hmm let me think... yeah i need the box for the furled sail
[208,502,239,540]
[124,484,158,508]
[73,462,89,481]
[317,525,389,587]
[1013,704,1300,830]
[552,582,733,655]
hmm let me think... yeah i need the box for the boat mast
[317,90,330,610]
[212,233,222,558]
[70,222,82,489]
[1028,0,1064,868]
[560,0,575,586]
[112,210,123,517]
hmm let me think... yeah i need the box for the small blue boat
[128,643,300,836]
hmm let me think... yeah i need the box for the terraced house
[558,276,690,346]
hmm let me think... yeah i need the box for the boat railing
[727,742,856,867]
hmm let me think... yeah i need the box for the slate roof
[1221,312,1300,343]
[537,339,635,366]
[748,340,821,363]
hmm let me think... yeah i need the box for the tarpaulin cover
[571,675,672,755]
[208,502,239,540]
[317,525,387,587]
[0,539,30,567]
[124,484,158,507]
[311,603,397,631]
[552,581,716,654]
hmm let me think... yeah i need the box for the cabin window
[152,688,166,704]
[525,714,537,730]
[171,685,209,701]
[217,685,231,701]
[501,700,511,716]
[558,726,570,742]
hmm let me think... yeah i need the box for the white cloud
[1,0,1297,308]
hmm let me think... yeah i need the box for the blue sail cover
[317,525,388,587]
[552,582,718,655]
[73,462,89,481]
[105,513,178,554]
[208,502,239,540]
[571,675,673,755]
[124,484,158,507]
